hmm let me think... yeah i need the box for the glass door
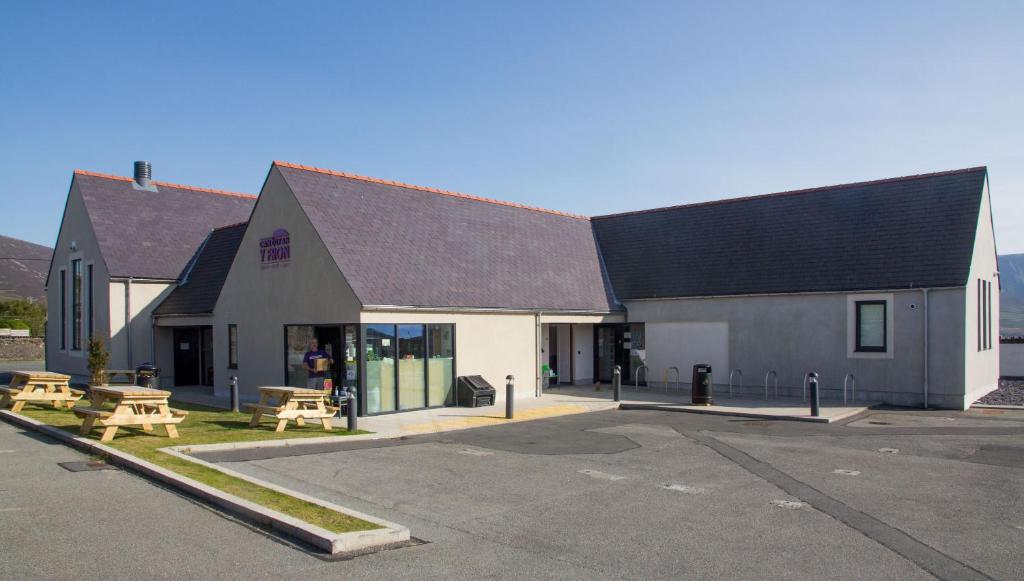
[595,326,617,383]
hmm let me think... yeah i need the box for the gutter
[625,285,966,303]
[361,304,622,316]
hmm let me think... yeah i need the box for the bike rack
[844,373,856,406]
[663,366,680,393]
[803,372,819,402]
[634,365,649,390]
[764,370,777,401]
[728,368,742,399]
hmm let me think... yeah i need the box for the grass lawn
[17,400,380,534]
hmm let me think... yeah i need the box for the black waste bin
[457,375,496,407]
[135,363,159,388]
[691,364,713,406]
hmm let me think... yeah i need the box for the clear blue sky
[2,1,1022,251]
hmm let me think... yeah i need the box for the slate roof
[274,162,619,312]
[0,234,51,302]
[153,223,247,316]
[591,167,988,300]
[73,171,255,280]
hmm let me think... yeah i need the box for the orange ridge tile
[73,169,256,199]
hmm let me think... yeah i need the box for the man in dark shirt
[303,338,333,390]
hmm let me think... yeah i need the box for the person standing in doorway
[303,338,333,390]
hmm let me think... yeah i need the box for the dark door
[315,326,343,390]
[173,328,201,386]
[548,326,559,385]
[594,324,632,384]
[201,326,214,386]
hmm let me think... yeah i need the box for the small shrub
[8,320,29,330]
[87,336,110,386]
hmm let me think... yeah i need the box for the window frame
[855,300,888,353]
[71,259,83,351]
[227,324,238,369]
[59,268,67,351]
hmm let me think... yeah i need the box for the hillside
[999,253,1024,336]
[0,234,51,303]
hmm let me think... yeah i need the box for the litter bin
[691,364,713,406]
[135,363,159,388]
[457,375,496,407]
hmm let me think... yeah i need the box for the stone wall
[0,337,44,361]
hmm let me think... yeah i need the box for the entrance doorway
[172,326,215,387]
[594,324,646,385]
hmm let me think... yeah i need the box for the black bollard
[613,365,621,402]
[347,388,358,432]
[506,375,514,419]
[230,375,239,413]
[808,373,820,417]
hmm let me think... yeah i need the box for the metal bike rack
[764,370,777,401]
[634,365,649,390]
[844,373,856,406]
[728,368,742,399]
[663,366,680,393]
[803,372,819,402]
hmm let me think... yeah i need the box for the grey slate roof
[0,234,51,302]
[74,171,255,280]
[591,167,988,300]
[153,223,247,316]
[275,162,619,312]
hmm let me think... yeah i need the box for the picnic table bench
[103,369,138,385]
[1,371,84,412]
[246,386,338,432]
[74,385,187,442]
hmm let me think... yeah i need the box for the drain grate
[867,421,891,425]
[58,461,116,472]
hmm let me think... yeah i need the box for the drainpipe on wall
[922,288,930,409]
[535,311,542,397]
[125,278,133,368]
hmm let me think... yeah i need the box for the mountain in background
[999,253,1024,336]
[0,234,51,303]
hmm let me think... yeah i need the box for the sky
[1,1,1022,252]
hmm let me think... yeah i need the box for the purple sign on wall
[259,228,290,267]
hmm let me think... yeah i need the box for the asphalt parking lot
[200,406,1024,580]
[2,406,1022,580]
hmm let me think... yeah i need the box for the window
[59,268,66,350]
[71,259,82,350]
[87,264,94,341]
[978,279,994,352]
[427,324,454,406]
[855,300,887,352]
[228,324,238,369]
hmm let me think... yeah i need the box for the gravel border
[975,379,1024,407]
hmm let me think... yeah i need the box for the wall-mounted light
[69,241,78,251]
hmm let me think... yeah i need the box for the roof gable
[73,171,256,280]
[592,167,987,300]
[274,162,618,312]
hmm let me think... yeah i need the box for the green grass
[17,400,379,534]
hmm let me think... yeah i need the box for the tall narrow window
[228,324,238,369]
[986,280,993,350]
[977,279,983,351]
[59,269,66,350]
[86,264,94,341]
[855,300,887,352]
[71,259,82,350]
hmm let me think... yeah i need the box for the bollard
[347,387,358,432]
[230,375,239,413]
[808,372,820,417]
[613,365,621,402]
[506,375,514,419]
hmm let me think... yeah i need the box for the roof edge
[273,160,589,221]
[592,166,988,220]
[73,169,256,200]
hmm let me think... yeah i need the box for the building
[45,163,255,379]
[46,162,999,411]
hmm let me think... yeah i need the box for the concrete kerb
[0,409,409,555]
[971,404,1024,410]
[617,402,871,423]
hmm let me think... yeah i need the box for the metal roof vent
[133,161,157,192]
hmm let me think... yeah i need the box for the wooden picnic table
[104,369,138,385]
[73,385,187,442]
[246,386,338,432]
[0,370,83,412]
